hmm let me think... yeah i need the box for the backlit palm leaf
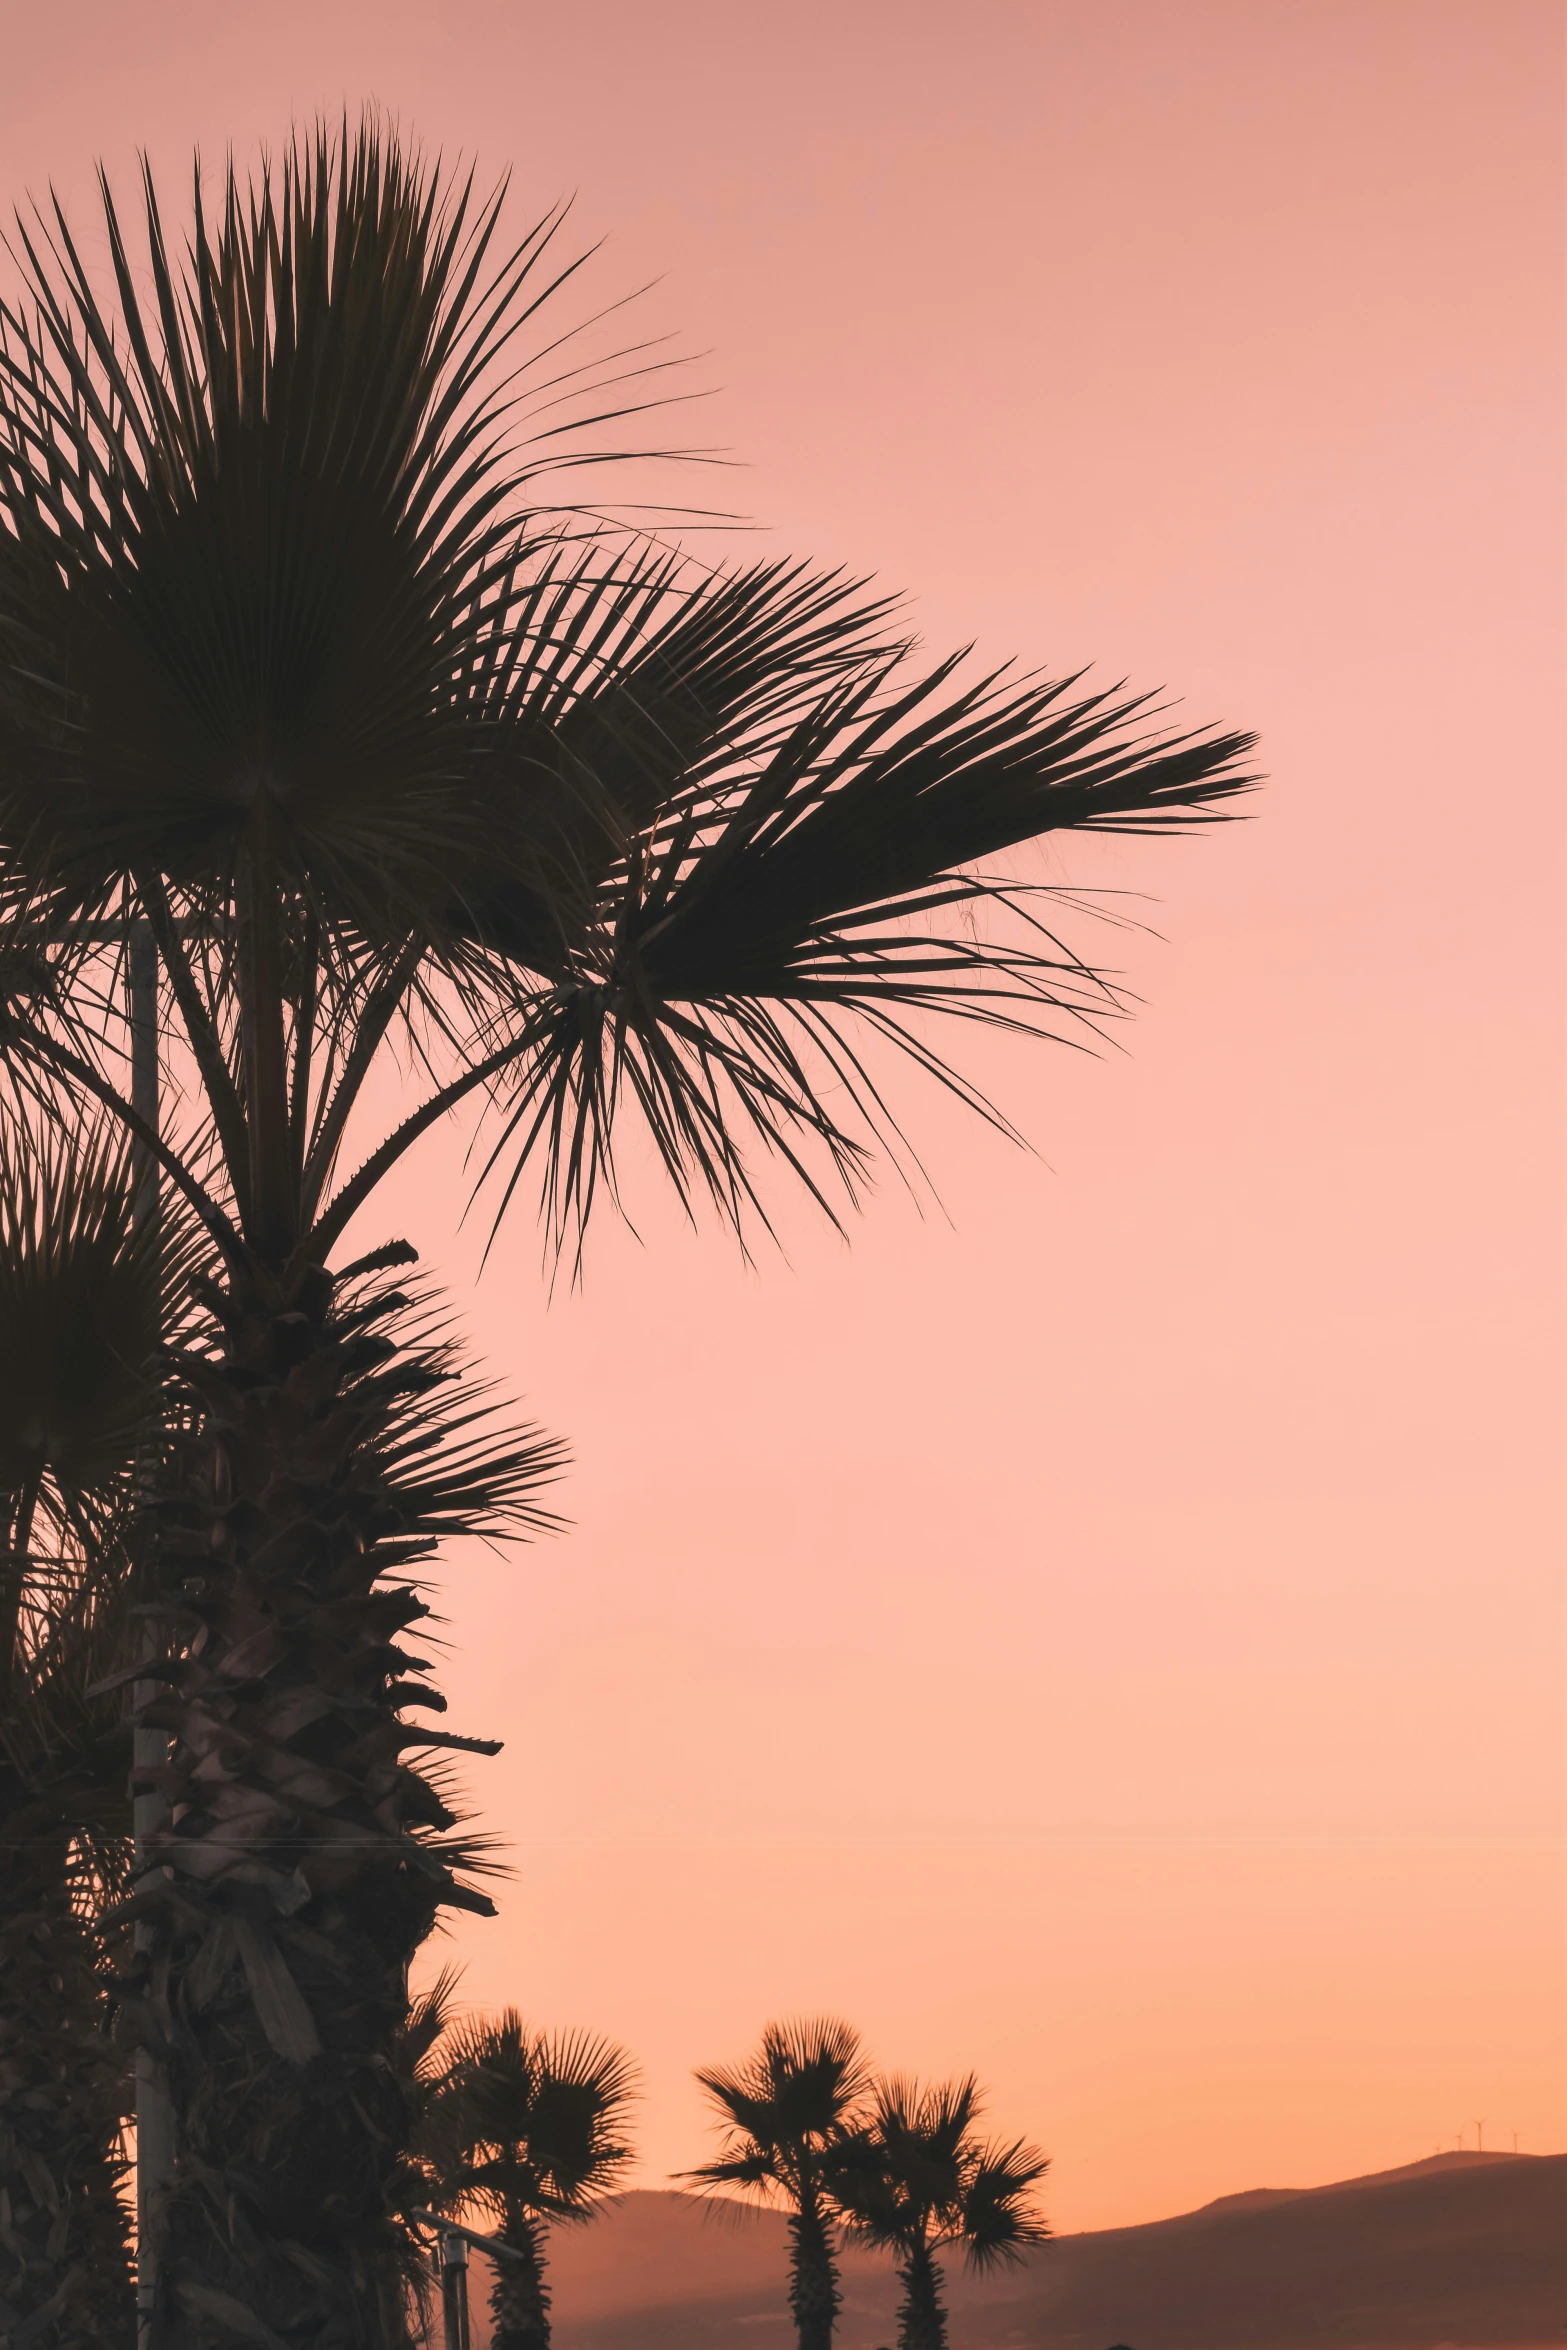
[0,1115,204,1659]
[442,551,1258,1250]
[0,127,682,937]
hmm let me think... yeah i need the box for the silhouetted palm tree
[0,1119,200,2346]
[685,2019,871,2350]
[833,2076,1049,2350]
[418,2012,636,2350]
[0,114,1251,2337]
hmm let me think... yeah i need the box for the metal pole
[439,2231,471,2350]
[129,918,173,2350]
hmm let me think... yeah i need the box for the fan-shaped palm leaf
[0,126,681,918]
[418,549,1259,1254]
[0,1118,201,1635]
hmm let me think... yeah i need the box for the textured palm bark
[121,1256,491,2349]
[487,2214,551,2350]
[786,2192,842,2350]
[0,1764,135,2347]
[894,2240,949,2350]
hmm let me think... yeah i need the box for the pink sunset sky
[4,0,1561,2234]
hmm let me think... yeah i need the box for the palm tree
[0,116,1253,2337]
[417,2012,636,2350]
[0,1117,200,2347]
[684,2018,871,2350]
[833,2077,1049,2350]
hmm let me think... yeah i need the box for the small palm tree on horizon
[685,2018,872,2350]
[417,2010,637,2350]
[834,2075,1049,2350]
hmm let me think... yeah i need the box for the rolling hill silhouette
[462,2150,1563,2349]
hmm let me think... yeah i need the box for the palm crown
[833,2075,1049,2350]
[422,2011,638,2225]
[0,123,1254,1280]
[836,2073,1048,2265]
[687,2017,871,2203]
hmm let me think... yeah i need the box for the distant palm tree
[833,2076,1049,2350]
[418,2012,637,2350]
[0,1119,200,2346]
[684,2019,871,2350]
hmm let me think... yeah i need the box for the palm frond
[683,2147,779,2193]
[0,116,693,953]
[419,2009,638,2228]
[454,550,1258,1254]
[683,2018,871,2215]
[329,1255,568,1551]
[0,1112,208,1704]
[959,2137,1051,2270]
[832,2071,1047,2270]
[398,1963,467,2087]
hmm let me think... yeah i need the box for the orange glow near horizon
[4,0,1561,2233]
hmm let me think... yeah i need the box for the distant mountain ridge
[460,2150,1565,2350]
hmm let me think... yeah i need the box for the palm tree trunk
[893,2239,949,2350]
[486,2212,550,2350]
[125,1258,487,2348]
[0,1758,135,2347]
[786,2191,842,2350]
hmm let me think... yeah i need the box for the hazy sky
[4,0,1560,2232]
